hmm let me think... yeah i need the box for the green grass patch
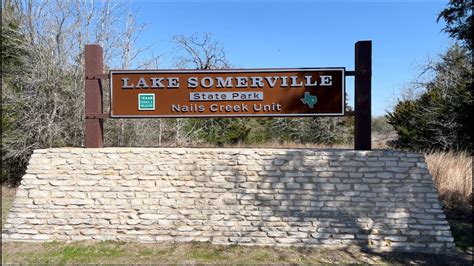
[138,248,155,256]
[251,249,272,262]
[189,243,227,261]
[59,242,125,263]
[2,241,127,264]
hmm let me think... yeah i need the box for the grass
[2,241,127,264]
[426,151,472,211]
[59,243,125,262]
[425,151,473,254]
[2,241,472,265]
[2,186,16,229]
[189,245,227,261]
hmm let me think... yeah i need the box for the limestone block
[28,190,49,198]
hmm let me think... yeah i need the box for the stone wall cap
[32,147,423,157]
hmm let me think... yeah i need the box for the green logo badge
[138,93,155,111]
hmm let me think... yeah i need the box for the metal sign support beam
[84,45,104,148]
[354,41,372,150]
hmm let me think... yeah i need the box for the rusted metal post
[354,41,372,150]
[84,45,104,148]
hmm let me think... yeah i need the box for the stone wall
[2,148,454,253]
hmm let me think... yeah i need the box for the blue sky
[129,0,453,116]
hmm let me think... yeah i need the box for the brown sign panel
[109,68,345,118]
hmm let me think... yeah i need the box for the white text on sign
[189,92,263,101]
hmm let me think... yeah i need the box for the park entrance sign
[6,38,455,251]
[85,41,371,149]
[5,40,455,252]
[110,69,345,117]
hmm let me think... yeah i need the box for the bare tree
[168,33,233,145]
[1,0,156,184]
[173,32,230,70]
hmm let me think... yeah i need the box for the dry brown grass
[2,186,17,229]
[426,151,473,211]
[2,185,17,198]
[211,138,388,149]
